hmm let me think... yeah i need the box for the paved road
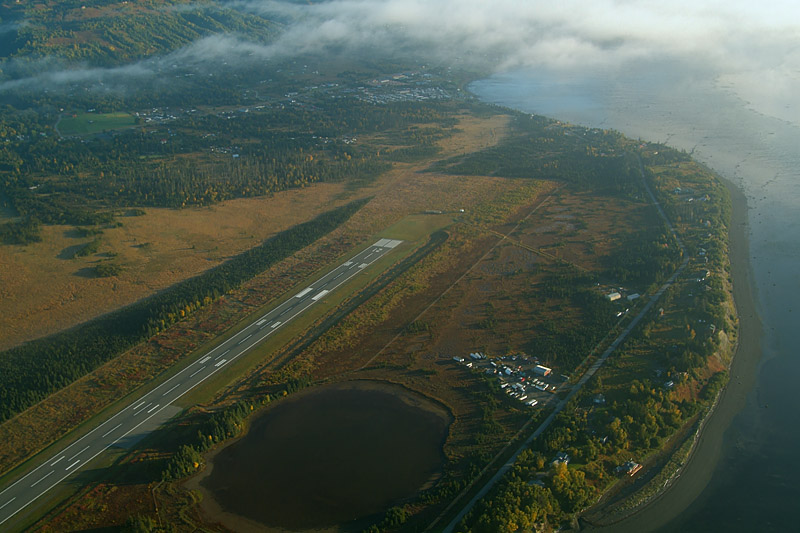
[0,238,403,528]
[438,156,689,532]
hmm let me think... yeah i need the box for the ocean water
[470,67,800,531]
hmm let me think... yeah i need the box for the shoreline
[184,379,453,533]
[586,177,763,532]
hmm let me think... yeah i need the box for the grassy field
[57,112,136,135]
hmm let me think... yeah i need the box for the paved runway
[0,238,403,528]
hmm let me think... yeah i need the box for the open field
[0,105,733,533]
[0,113,511,351]
[57,112,136,135]
[0,111,513,481]
[0,182,352,350]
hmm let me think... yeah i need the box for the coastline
[586,177,763,532]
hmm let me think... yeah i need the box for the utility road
[0,238,403,528]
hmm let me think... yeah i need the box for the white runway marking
[30,471,53,488]
[190,366,205,378]
[101,423,122,438]
[50,456,65,467]
[312,289,329,301]
[68,446,89,462]
[147,404,159,414]
[65,460,80,471]
[294,287,313,298]
[162,383,181,397]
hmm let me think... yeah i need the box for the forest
[0,97,457,243]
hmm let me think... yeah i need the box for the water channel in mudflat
[190,380,451,532]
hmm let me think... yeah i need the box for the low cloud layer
[239,0,800,73]
[3,0,798,108]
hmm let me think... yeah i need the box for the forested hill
[0,0,279,67]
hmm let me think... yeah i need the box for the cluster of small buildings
[606,289,640,302]
[452,352,559,408]
[356,85,451,104]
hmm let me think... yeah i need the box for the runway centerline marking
[162,383,182,397]
[30,471,53,488]
[68,446,89,462]
[101,423,122,438]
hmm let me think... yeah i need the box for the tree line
[0,198,368,421]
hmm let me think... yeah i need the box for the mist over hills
[0,0,796,124]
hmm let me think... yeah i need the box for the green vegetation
[58,112,136,135]
[1,1,278,66]
[73,237,102,257]
[0,98,459,243]
[93,261,123,277]
[0,199,367,422]
[456,143,734,532]
[430,115,641,197]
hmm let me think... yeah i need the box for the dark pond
[198,381,450,530]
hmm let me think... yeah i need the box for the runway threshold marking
[271,321,281,328]
[312,289,329,301]
[294,287,313,298]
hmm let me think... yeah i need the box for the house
[534,365,552,377]
[627,293,640,301]
[607,292,622,301]
[593,394,606,405]
[616,461,642,476]
[553,452,570,465]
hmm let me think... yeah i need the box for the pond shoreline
[185,379,452,533]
